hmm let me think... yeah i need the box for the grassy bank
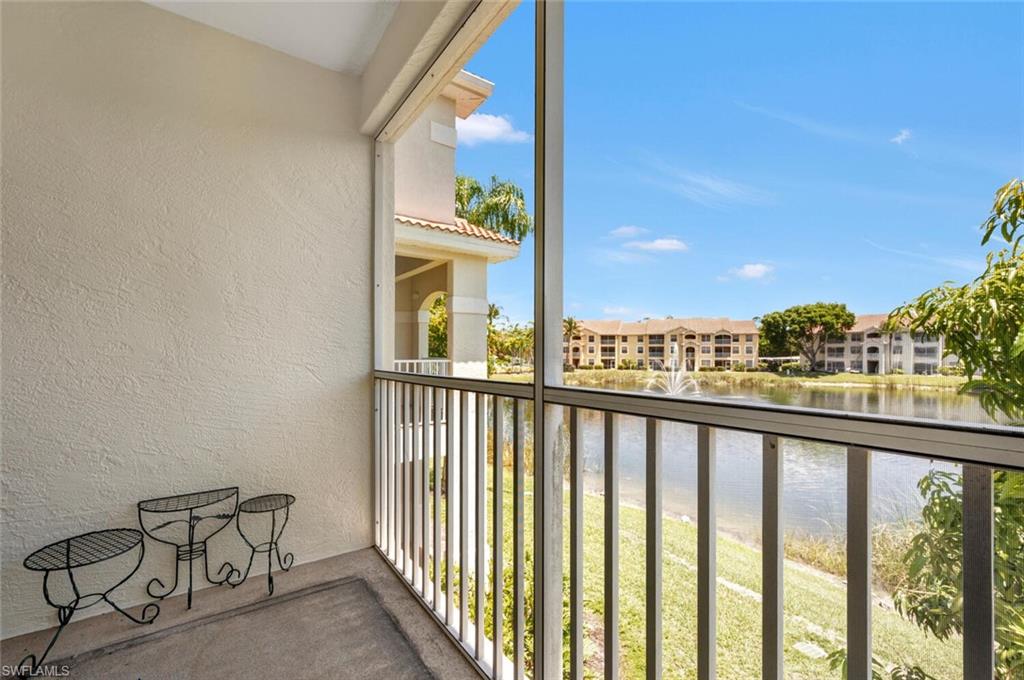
[492,369,967,391]
[445,473,959,679]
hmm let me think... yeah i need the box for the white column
[447,255,489,379]
[416,310,430,359]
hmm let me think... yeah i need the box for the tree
[891,178,1024,423]
[758,303,856,369]
[563,316,581,340]
[887,180,1024,679]
[831,181,1024,679]
[455,175,533,241]
[428,295,447,358]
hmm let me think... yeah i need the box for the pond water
[564,378,1005,540]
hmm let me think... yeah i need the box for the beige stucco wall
[1,1,373,638]
[394,97,457,225]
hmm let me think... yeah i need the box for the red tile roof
[395,214,520,246]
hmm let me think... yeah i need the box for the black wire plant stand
[17,528,159,678]
[230,494,295,595]
[137,487,241,609]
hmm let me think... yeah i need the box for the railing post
[446,389,456,628]
[697,425,716,680]
[413,385,422,589]
[847,447,872,680]
[963,464,994,680]
[375,380,381,548]
[570,407,583,680]
[513,400,526,680]
[762,435,783,680]
[492,396,505,679]
[604,412,620,680]
[433,387,443,609]
[422,386,431,598]
[646,418,662,680]
[476,393,487,660]
[460,390,470,640]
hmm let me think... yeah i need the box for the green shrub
[618,358,637,370]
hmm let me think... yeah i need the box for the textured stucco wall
[1,1,373,638]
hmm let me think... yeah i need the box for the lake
[561,378,1002,540]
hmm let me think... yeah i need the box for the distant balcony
[394,359,452,376]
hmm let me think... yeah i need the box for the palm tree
[563,316,581,341]
[455,175,533,241]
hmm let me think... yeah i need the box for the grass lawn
[475,472,961,679]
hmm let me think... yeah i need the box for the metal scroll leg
[147,554,181,600]
[103,596,160,625]
[16,604,74,680]
[204,548,239,587]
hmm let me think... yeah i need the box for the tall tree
[455,175,533,241]
[830,181,1024,680]
[758,303,856,370]
[563,316,581,340]
[891,178,1024,422]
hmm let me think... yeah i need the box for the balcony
[3,2,1022,680]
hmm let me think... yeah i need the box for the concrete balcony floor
[1,548,479,680]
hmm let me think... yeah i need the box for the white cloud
[723,263,774,280]
[644,159,773,208]
[890,129,912,145]
[609,225,648,238]
[737,102,866,142]
[602,306,635,315]
[624,238,689,252]
[456,113,531,147]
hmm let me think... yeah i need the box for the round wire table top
[138,487,238,513]
[24,529,143,572]
[239,494,295,514]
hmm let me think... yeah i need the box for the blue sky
[456,2,1024,324]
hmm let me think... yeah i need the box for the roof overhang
[395,219,519,264]
[443,70,494,118]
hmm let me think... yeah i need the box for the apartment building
[565,318,759,370]
[816,314,959,375]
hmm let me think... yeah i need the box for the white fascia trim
[395,221,520,263]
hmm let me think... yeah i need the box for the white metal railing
[373,370,1023,680]
[394,358,451,376]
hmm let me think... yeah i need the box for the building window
[745,346,753,355]
[588,359,595,366]
[588,347,594,354]
[670,335,677,342]
[572,347,580,354]
[701,334,711,342]
[670,346,677,354]
[732,335,740,342]
[621,335,628,342]
[732,346,740,354]
[892,346,903,354]
[850,333,864,342]
[701,359,711,367]
[894,333,903,341]
[588,335,595,342]
[915,346,938,357]
[637,346,644,354]
[746,359,754,368]
[746,334,754,342]
[701,345,710,354]
[850,345,862,355]
[637,359,645,369]
[621,347,628,354]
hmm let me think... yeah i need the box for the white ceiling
[148,1,398,74]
